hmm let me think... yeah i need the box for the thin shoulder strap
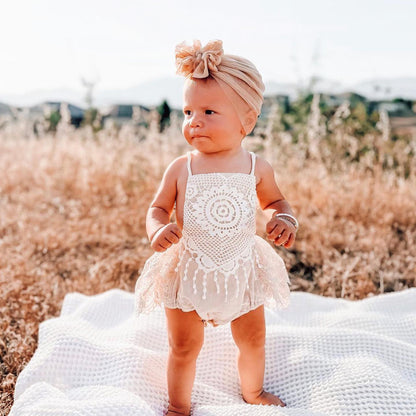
[249,152,256,176]
[186,151,193,176]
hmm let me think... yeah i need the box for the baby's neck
[193,147,245,160]
[191,148,250,174]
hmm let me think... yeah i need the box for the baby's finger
[162,236,173,246]
[166,231,179,244]
[171,226,182,240]
[266,222,280,238]
[284,233,294,248]
[173,224,182,238]
[269,225,285,241]
[155,243,167,252]
[266,221,277,234]
[274,229,290,246]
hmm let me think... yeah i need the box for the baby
[135,39,298,416]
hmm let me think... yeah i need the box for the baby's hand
[266,217,296,249]
[150,223,182,252]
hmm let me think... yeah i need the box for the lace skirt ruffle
[134,235,291,323]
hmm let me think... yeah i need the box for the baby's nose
[189,114,203,127]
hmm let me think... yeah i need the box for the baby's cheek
[182,123,191,138]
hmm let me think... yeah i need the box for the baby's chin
[189,138,213,150]
[192,136,210,141]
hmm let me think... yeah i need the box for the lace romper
[134,151,291,326]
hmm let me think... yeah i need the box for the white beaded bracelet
[273,213,299,230]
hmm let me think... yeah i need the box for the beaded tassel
[202,273,207,300]
[214,270,220,294]
[193,268,198,294]
[244,265,249,291]
[255,250,263,269]
[183,257,191,281]
[225,276,228,302]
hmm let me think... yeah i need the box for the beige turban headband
[175,39,265,135]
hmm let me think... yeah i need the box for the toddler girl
[135,39,298,416]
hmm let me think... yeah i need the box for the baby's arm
[255,157,297,248]
[146,158,183,252]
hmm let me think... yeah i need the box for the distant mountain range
[1,77,416,110]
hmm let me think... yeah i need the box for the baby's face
[182,77,245,153]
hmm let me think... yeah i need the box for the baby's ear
[241,109,258,135]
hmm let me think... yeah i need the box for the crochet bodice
[174,151,261,301]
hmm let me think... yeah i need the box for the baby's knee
[169,336,203,360]
[237,330,265,352]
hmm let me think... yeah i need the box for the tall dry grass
[1,104,415,413]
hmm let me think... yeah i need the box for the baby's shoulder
[253,153,271,170]
[253,154,274,184]
[162,154,188,180]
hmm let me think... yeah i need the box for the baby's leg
[164,307,205,416]
[230,305,286,407]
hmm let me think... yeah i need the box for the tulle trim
[134,235,291,321]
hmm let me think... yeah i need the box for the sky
[1,0,415,96]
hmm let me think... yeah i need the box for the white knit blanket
[11,288,416,416]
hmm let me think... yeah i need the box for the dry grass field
[1,110,415,414]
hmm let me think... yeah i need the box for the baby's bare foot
[165,406,190,416]
[243,389,286,407]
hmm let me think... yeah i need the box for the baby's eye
[183,110,191,116]
[205,110,215,115]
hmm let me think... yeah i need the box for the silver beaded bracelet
[273,213,299,230]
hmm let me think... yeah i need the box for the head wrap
[175,39,265,135]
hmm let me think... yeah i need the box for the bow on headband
[175,39,224,78]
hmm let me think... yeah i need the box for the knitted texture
[11,288,416,415]
[135,151,291,326]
